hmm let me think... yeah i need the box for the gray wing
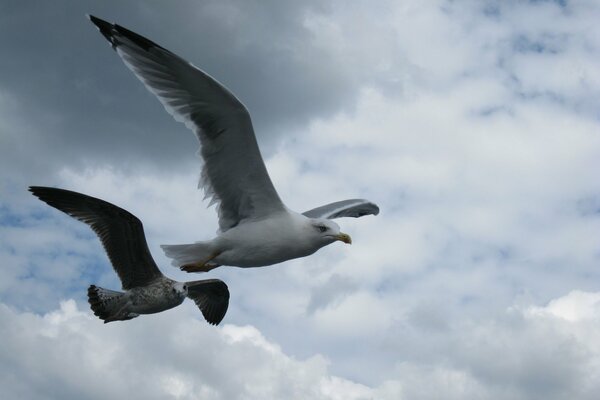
[302,199,380,219]
[29,186,163,290]
[88,15,286,232]
[186,279,230,325]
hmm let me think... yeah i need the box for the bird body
[30,186,230,325]
[163,211,347,269]
[86,278,185,322]
[124,278,186,314]
[87,15,379,273]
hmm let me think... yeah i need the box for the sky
[1,0,600,398]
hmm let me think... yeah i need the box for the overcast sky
[2,0,600,399]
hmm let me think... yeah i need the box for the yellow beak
[336,232,352,244]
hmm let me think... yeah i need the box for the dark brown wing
[29,186,163,289]
[186,279,230,325]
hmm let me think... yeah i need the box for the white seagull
[30,186,230,325]
[88,15,379,273]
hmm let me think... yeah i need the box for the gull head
[172,281,188,296]
[308,218,352,246]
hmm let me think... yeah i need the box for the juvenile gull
[88,15,379,273]
[29,186,229,325]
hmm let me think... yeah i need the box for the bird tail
[87,285,138,323]
[161,242,216,268]
[185,279,230,325]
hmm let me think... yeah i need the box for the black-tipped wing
[302,199,380,219]
[88,15,286,232]
[186,279,230,325]
[29,186,163,289]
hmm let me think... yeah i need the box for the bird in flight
[88,15,379,274]
[30,186,229,325]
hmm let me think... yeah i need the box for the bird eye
[318,225,327,233]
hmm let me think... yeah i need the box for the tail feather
[161,242,215,268]
[87,285,138,323]
[186,279,230,325]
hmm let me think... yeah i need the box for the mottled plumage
[30,186,229,325]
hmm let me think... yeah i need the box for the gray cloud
[307,273,358,314]
[0,0,407,183]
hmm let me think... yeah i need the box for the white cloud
[0,300,376,400]
[2,291,600,399]
[528,290,600,322]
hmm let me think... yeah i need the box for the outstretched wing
[29,186,163,290]
[88,15,286,232]
[186,279,230,325]
[302,199,380,219]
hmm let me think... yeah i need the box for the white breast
[214,211,321,267]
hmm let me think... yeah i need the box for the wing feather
[302,199,380,219]
[186,279,230,325]
[29,186,163,290]
[88,15,286,232]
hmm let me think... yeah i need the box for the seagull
[88,15,379,273]
[29,186,229,325]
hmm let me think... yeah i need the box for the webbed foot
[180,262,221,273]
[180,251,222,273]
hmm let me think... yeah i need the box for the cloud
[0,300,375,400]
[2,291,600,399]
[306,273,358,314]
[0,0,410,181]
[528,290,600,322]
[384,290,600,400]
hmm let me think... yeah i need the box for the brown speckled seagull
[29,186,229,325]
